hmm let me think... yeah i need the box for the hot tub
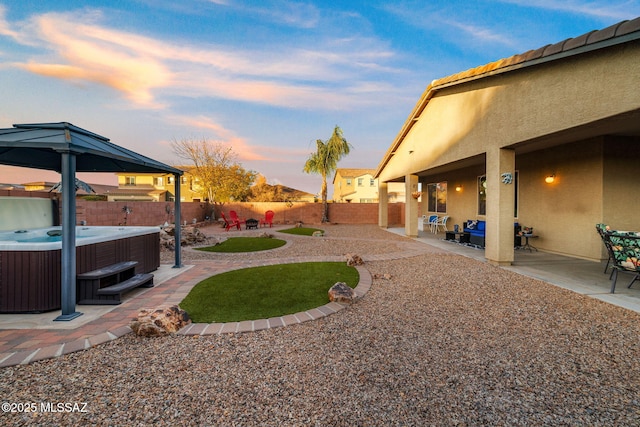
[0,226,160,313]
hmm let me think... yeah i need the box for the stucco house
[110,170,201,202]
[375,17,640,266]
[333,168,406,203]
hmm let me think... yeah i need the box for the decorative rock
[160,225,213,251]
[259,232,273,238]
[130,305,191,337]
[328,282,356,304]
[345,253,364,266]
[373,273,392,280]
[312,231,324,237]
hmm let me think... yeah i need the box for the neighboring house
[112,170,314,203]
[110,170,201,202]
[21,181,117,197]
[0,183,24,191]
[375,18,640,265]
[272,184,316,202]
[21,181,55,192]
[332,168,405,203]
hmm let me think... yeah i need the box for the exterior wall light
[455,185,463,192]
[545,175,555,184]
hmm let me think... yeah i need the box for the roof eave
[374,18,640,179]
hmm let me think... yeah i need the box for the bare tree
[172,137,255,203]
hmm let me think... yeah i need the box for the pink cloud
[174,115,311,164]
[5,8,400,111]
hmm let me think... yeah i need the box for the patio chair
[260,210,274,228]
[603,231,640,293]
[595,223,615,276]
[427,215,439,233]
[435,215,449,233]
[229,210,246,229]
[220,211,241,231]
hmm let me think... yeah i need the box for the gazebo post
[54,151,83,321]
[173,172,182,268]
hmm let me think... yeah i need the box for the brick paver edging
[0,265,371,368]
[177,264,371,336]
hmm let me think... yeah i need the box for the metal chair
[603,231,640,293]
[435,215,449,233]
[595,223,614,276]
[427,215,439,233]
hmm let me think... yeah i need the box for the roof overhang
[374,17,640,179]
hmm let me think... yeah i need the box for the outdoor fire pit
[246,218,259,229]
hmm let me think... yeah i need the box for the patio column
[378,181,388,228]
[405,174,419,237]
[54,151,83,321]
[485,148,516,266]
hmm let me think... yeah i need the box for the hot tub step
[97,273,154,295]
[77,263,154,305]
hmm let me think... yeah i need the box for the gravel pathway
[1,224,639,426]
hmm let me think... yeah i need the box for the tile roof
[375,16,640,178]
[335,168,376,177]
[432,16,640,88]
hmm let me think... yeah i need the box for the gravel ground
[2,224,640,426]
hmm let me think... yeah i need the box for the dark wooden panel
[0,250,61,313]
[1,230,160,313]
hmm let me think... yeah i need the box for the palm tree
[303,126,351,222]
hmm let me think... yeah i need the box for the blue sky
[1,0,638,194]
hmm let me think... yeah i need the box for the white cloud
[382,3,518,49]
[3,7,408,110]
[497,0,640,21]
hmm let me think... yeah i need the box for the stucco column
[485,148,516,266]
[405,174,419,237]
[378,181,389,228]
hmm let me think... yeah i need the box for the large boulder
[328,282,356,304]
[130,305,191,337]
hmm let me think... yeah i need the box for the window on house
[153,177,164,186]
[346,179,352,186]
[427,182,447,213]
[370,178,375,186]
[477,172,519,217]
[168,176,175,184]
[181,176,188,184]
[125,176,135,186]
[357,178,363,187]
[478,176,487,216]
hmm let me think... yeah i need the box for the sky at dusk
[1,1,639,195]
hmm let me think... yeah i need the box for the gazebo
[0,122,184,320]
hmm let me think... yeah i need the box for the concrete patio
[387,227,640,314]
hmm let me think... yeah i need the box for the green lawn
[278,227,324,236]
[180,262,359,322]
[195,237,286,253]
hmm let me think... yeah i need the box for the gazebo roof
[0,122,182,175]
[0,121,184,321]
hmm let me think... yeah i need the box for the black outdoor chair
[595,223,615,276]
[602,231,640,293]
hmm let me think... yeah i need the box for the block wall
[0,191,405,226]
